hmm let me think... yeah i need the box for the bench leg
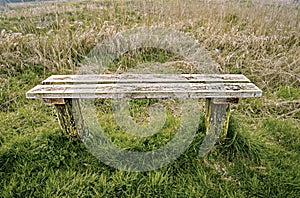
[205,99,231,143]
[54,99,85,139]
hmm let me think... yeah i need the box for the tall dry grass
[0,0,299,91]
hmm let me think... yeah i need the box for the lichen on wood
[205,98,231,143]
[54,99,87,139]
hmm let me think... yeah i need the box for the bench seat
[26,74,262,100]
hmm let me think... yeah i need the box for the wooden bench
[26,74,262,141]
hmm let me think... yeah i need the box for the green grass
[1,0,300,197]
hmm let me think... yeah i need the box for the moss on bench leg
[54,99,85,139]
[205,99,231,143]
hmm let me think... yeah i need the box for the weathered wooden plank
[26,82,262,99]
[42,74,251,84]
[43,98,65,104]
[212,98,239,104]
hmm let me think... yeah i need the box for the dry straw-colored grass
[0,0,299,95]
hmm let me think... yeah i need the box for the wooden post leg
[54,99,85,139]
[205,98,231,143]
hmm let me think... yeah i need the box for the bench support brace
[205,99,232,143]
[55,99,233,141]
[53,98,234,143]
[54,99,86,139]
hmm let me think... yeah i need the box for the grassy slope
[1,0,300,197]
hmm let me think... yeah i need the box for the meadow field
[0,0,299,197]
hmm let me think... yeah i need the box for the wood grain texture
[42,74,251,84]
[54,99,89,139]
[205,99,231,143]
[27,82,262,99]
